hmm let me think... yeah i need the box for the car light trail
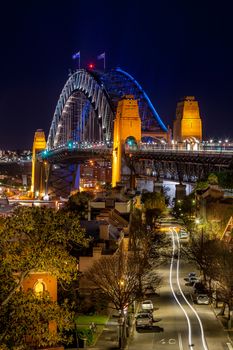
[169,227,194,349]
[170,227,209,350]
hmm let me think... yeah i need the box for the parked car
[135,312,153,328]
[141,300,154,311]
[144,287,155,296]
[179,230,189,239]
[189,276,199,285]
[188,272,196,278]
[196,294,210,305]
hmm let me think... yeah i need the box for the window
[34,279,45,296]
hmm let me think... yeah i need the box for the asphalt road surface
[128,226,232,350]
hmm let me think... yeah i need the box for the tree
[85,243,145,349]
[181,229,218,283]
[208,173,218,185]
[208,242,233,323]
[141,191,166,212]
[172,194,196,224]
[141,192,166,226]
[65,191,94,219]
[0,206,89,348]
[0,291,74,348]
[129,208,162,296]
[217,171,233,189]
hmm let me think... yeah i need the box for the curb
[210,304,233,345]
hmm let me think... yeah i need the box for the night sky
[0,0,232,149]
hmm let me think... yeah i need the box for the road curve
[169,227,208,350]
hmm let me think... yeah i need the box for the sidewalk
[211,304,233,344]
[86,311,136,350]
[86,315,119,350]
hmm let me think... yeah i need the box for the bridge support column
[73,164,81,192]
[173,96,202,143]
[175,184,186,200]
[31,129,46,198]
[112,95,141,188]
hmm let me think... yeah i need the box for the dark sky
[0,0,232,149]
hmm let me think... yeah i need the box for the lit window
[34,279,45,297]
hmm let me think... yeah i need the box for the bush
[77,327,93,346]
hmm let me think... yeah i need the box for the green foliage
[208,173,218,185]
[216,171,233,189]
[141,192,166,226]
[195,180,209,191]
[0,206,89,349]
[77,328,93,346]
[0,207,89,293]
[172,194,196,222]
[0,290,74,349]
[141,192,166,211]
[65,191,94,218]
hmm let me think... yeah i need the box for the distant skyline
[0,0,232,149]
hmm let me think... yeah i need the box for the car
[188,272,196,278]
[135,312,153,328]
[179,230,189,239]
[189,276,199,285]
[144,287,155,296]
[141,300,154,311]
[196,294,210,305]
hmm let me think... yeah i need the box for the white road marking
[170,227,209,350]
[227,343,233,350]
[169,228,194,349]
[178,333,184,350]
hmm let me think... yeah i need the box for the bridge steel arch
[47,68,167,151]
[47,69,114,151]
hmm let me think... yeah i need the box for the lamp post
[118,279,127,349]
[195,217,205,281]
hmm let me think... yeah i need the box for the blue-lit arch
[115,68,167,132]
[47,67,168,151]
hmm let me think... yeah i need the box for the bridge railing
[125,143,233,155]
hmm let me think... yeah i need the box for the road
[128,226,232,350]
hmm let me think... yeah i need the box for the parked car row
[186,272,210,305]
[136,300,154,329]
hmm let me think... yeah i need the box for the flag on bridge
[72,51,80,60]
[72,51,81,69]
[97,52,106,70]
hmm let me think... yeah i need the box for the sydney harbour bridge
[3,66,233,199]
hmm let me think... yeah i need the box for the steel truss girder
[47,70,114,150]
[126,152,233,183]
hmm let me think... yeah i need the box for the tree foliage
[0,291,74,348]
[206,242,233,319]
[215,171,233,189]
[172,194,196,224]
[65,191,94,218]
[208,173,218,185]
[183,228,233,320]
[129,208,162,294]
[0,206,89,349]
[181,229,218,282]
[141,192,166,226]
[141,191,166,212]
